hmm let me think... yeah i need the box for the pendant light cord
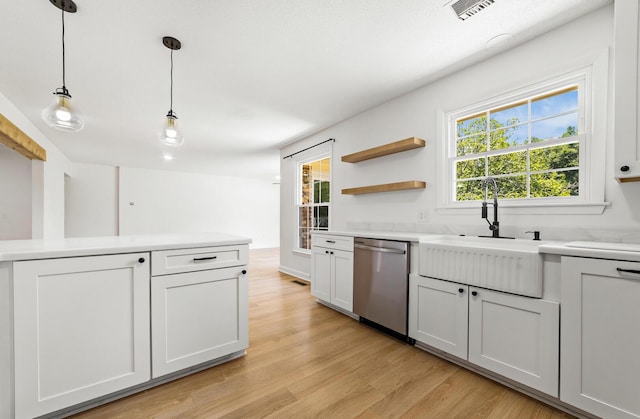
[61,8,67,91]
[169,48,174,114]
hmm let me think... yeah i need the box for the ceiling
[0,0,611,181]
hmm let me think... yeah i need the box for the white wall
[280,4,640,277]
[65,164,119,238]
[64,164,280,248]
[0,146,31,239]
[117,167,279,248]
[0,91,74,239]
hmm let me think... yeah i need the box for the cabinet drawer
[311,234,353,251]
[152,245,248,276]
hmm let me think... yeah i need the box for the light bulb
[42,92,84,132]
[56,108,71,122]
[159,113,184,147]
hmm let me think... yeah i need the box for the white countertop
[313,230,437,243]
[315,231,640,262]
[539,241,640,262]
[0,232,252,262]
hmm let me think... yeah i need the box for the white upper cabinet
[614,0,640,182]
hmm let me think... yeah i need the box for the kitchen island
[0,232,251,419]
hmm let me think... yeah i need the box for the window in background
[297,156,330,250]
[448,80,585,204]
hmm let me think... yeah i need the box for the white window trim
[292,144,333,254]
[436,51,609,215]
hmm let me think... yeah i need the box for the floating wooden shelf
[0,113,46,161]
[341,137,425,163]
[342,180,426,195]
[618,177,640,183]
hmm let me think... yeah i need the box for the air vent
[452,0,495,20]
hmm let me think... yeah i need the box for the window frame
[437,62,608,215]
[451,82,584,202]
[294,151,331,253]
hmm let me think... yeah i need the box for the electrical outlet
[417,209,429,223]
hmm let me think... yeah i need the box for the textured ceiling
[0,0,611,180]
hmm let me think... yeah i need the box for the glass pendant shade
[159,112,184,147]
[41,90,84,132]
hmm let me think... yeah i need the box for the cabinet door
[614,0,640,181]
[561,257,640,419]
[13,253,150,419]
[151,266,248,378]
[331,249,353,312]
[311,246,331,302]
[408,274,468,359]
[468,287,559,397]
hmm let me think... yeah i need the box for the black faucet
[481,177,500,237]
[480,177,514,239]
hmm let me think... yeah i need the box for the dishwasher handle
[354,243,406,254]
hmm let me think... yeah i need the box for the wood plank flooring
[72,248,575,419]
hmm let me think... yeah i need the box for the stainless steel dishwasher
[353,237,413,343]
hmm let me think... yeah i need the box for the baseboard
[278,265,310,281]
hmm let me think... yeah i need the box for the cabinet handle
[471,291,478,296]
[325,250,329,254]
[138,257,145,264]
[193,256,217,262]
[242,269,247,275]
[354,243,406,254]
[620,165,630,172]
[458,288,464,294]
[330,251,334,255]
[326,240,336,243]
[617,267,640,276]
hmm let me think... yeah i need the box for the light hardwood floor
[72,248,574,418]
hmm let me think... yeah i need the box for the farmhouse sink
[419,235,544,297]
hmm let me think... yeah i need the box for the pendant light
[41,0,84,132]
[159,36,184,147]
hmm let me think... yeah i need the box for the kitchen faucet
[480,176,513,239]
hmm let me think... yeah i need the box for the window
[450,83,583,203]
[297,156,330,250]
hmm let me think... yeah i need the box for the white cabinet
[468,286,559,397]
[0,234,250,419]
[330,249,354,310]
[12,253,151,419]
[151,260,248,378]
[311,234,354,312]
[409,275,468,359]
[311,246,332,302]
[409,274,559,397]
[560,256,640,419]
[614,0,640,182]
